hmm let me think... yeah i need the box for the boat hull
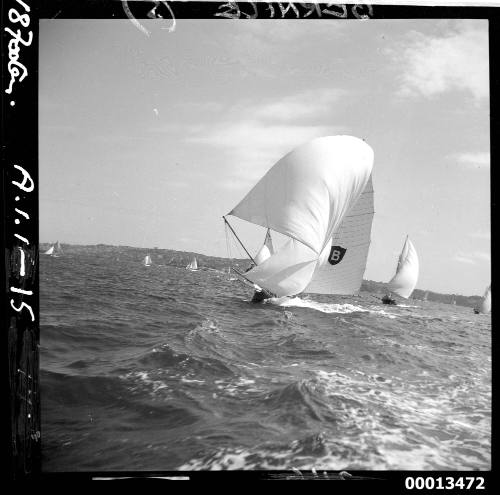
[382,295,397,305]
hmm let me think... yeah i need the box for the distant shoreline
[39,242,485,306]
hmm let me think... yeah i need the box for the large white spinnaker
[227,135,374,298]
[387,236,419,299]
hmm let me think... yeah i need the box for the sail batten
[227,136,374,298]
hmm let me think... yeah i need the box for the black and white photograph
[4,0,495,480]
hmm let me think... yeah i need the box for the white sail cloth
[477,285,491,314]
[305,176,374,295]
[388,237,419,299]
[245,238,319,296]
[229,136,374,297]
[254,229,275,265]
[187,258,198,270]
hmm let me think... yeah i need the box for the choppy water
[41,248,491,471]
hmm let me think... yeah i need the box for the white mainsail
[143,255,152,266]
[186,257,198,270]
[227,135,374,298]
[476,285,491,314]
[305,175,374,295]
[254,229,275,265]
[387,236,419,299]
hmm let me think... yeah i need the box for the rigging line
[224,221,233,273]
[223,216,256,264]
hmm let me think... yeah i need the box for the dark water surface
[41,248,491,471]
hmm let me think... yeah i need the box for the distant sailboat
[43,245,54,255]
[186,257,198,271]
[43,241,63,257]
[382,236,419,305]
[474,285,491,314]
[143,255,152,266]
[223,135,375,301]
[423,291,429,302]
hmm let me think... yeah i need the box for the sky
[39,17,490,296]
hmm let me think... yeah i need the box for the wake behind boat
[382,236,419,306]
[223,135,375,303]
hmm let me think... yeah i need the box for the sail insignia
[328,245,347,265]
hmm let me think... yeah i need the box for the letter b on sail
[328,246,347,265]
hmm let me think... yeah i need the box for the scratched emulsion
[40,246,491,471]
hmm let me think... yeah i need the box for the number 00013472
[404,477,485,490]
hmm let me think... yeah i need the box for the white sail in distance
[186,257,198,270]
[44,245,55,255]
[254,229,275,265]
[476,285,491,314]
[227,135,374,298]
[388,236,419,299]
[143,255,152,266]
[44,241,63,256]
